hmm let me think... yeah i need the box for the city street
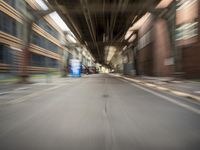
[0,74,200,150]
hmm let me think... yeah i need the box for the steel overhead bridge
[48,0,161,65]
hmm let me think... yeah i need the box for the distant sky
[49,12,70,32]
[35,0,71,32]
[35,0,48,10]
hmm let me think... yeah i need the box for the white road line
[15,87,31,91]
[0,85,64,105]
[194,91,200,94]
[119,78,200,115]
[0,92,9,96]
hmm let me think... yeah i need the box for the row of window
[0,11,24,39]
[137,22,198,50]
[4,0,59,39]
[31,53,58,68]
[176,0,198,40]
[31,32,60,53]
[0,44,58,68]
[0,13,60,54]
[35,18,59,39]
[1,4,59,45]
[3,0,15,8]
[0,44,13,64]
[176,22,198,40]
[176,0,197,11]
[3,0,27,13]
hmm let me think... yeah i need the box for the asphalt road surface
[0,74,200,150]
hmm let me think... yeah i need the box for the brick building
[136,0,200,78]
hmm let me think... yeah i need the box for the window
[47,58,58,68]
[31,32,60,53]
[176,0,197,11]
[35,18,59,39]
[27,3,59,38]
[176,22,198,40]
[0,44,13,64]
[3,0,15,8]
[31,53,45,67]
[0,44,3,63]
[4,0,27,12]
[0,11,17,37]
[31,53,58,68]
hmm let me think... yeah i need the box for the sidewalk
[0,74,61,94]
[0,73,82,94]
[112,73,200,102]
[135,76,200,97]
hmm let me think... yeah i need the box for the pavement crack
[105,99,108,113]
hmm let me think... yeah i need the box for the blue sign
[69,59,81,77]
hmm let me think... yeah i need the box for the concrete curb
[110,74,200,103]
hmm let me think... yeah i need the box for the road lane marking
[15,87,31,91]
[194,91,200,94]
[109,74,200,101]
[118,78,200,115]
[0,85,64,105]
[0,92,9,96]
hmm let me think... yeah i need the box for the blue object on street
[69,59,81,77]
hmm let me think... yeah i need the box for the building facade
[136,0,200,78]
[0,0,66,77]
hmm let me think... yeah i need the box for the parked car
[81,65,87,74]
